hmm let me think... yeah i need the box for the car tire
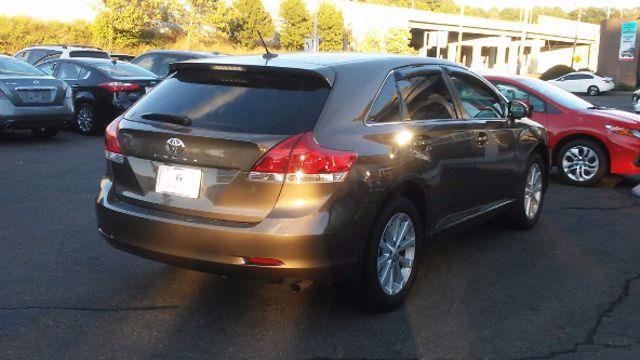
[75,103,99,135]
[502,153,545,230]
[31,126,58,139]
[362,196,424,312]
[556,139,608,187]
[587,85,600,96]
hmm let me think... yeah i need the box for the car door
[561,74,583,92]
[393,65,482,230]
[445,67,519,210]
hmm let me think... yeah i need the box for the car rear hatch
[110,63,332,223]
[0,76,66,107]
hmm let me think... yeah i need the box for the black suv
[96,53,548,310]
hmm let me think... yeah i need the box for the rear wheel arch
[380,180,430,234]
[552,133,610,171]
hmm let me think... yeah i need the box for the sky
[0,0,638,21]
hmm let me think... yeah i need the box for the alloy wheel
[77,106,95,133]
[377,213,416,295]
[524,163,543,219]
[561,146,600,183]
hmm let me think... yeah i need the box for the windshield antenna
[257,31,277,60]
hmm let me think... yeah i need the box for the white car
[633,89,640,113]
[547,71,614,96]
[14,45,110,66]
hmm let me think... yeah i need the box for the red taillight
[604,79,612,83]
[248,132,357,183]
[245,257,284,266]
[100,82,140,93]
[105,116,123,163]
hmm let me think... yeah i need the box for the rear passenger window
[397,71,456,121]
[57,63,83,80]
[367,74,401,123]
[448,71,505,119]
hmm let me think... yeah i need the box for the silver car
[0,55,74,138]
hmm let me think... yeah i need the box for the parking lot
[1,92,639,359]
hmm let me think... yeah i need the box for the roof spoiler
[169,62,335,87]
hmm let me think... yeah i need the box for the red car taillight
[100,82,140,93]
[105,116,124,163]
[248,132,358,184]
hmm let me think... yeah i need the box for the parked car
[14,45,110,66]
[109,53,135,62]
[0,55,74,138]
[130,50,223,77]
[633,89,640,113]
[96,53,548,311]
[37,58,160,135]
[486,74,640,186]
[547,71,614,96]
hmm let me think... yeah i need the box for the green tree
[181,0,220,48]
[92,0,178,48]
[226,0,274,48]
[569,7,606,24]
[384,27,416,55]
[279,0,312,50]
[316,2,344,51]
[532,6,568,22]
[498,8,521,21]
[357,30,384,53]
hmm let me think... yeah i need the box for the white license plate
[21,91,51,103]
[155,165,202,198]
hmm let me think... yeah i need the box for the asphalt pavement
[1,92,639,359]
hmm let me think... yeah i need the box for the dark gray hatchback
[96,53,549,310]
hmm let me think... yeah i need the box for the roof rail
[27,44,104,51]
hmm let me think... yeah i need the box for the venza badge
[165,138,185,155]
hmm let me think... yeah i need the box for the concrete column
[471,44,483,69]
[508,44,519,74]
[496,45,507,71]
[529,44,541,74]
[447,44,457,62]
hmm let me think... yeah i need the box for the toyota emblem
[166,138,185,155]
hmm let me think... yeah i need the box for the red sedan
[485,75,640,186]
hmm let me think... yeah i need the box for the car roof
[140,50,219,57]
[179,52,462,83]
[23,45,105,52]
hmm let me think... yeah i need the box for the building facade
[597,18,640,88]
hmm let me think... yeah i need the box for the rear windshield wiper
[140,112,192,126]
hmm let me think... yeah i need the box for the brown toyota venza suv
[96,53,548,310]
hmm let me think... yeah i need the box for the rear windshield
[69,51,110,59]
[0,57,45,77]
[93,62,157,79]
[124,69,331,135]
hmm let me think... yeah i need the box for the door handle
[71,84,79,90]
[412,137,431,151]
[476,132,488,146]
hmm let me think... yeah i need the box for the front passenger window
[448,71,505,119]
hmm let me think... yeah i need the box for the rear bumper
[0,101,73,130]
[95,178,373,284]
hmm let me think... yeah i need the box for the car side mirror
[508,100,529,120]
